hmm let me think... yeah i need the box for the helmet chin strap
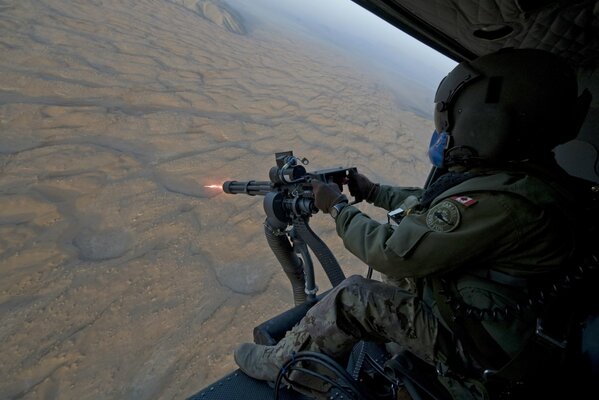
[444,146,482,167]
[427,128,482,169]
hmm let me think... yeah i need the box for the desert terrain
[0,0,436,398]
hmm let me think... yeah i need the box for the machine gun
[222,151,357,307]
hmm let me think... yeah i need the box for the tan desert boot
[233,324,311,382]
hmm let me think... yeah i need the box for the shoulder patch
[426,200,461,232]
[451,195,477,207]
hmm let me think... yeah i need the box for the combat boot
[234,323,311,382]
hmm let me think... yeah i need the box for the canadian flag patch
[451,196,477,207]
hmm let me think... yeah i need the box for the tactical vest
[423,168,598,386]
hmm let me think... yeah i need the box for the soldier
[234,49,595,398]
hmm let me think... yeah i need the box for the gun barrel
[222,180,273,196]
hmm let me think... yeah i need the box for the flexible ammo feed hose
[264,222,307,306]
[293,217,346,287]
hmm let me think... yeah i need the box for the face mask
[428,130,451,168]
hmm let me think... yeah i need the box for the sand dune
[0,0,434,398]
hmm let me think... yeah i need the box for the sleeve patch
[426,201,461,232]
[451,195,477,207]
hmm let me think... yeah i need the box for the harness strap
[470,268,529,288]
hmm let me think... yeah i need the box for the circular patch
[426,200,461,232]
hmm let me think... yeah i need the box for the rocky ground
[0,0,434,398]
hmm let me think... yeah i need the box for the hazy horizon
[229,0,458,117]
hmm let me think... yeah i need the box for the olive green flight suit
[235,169,577,398]
[297,170,576,375]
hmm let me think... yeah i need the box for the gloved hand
[347,170,379,203]
[312,180,348,213]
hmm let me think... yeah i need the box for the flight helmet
[429,48,591,167]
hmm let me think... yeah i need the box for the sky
[230,0,458,116]
[232,0,457,87]
[271,0,455,66]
